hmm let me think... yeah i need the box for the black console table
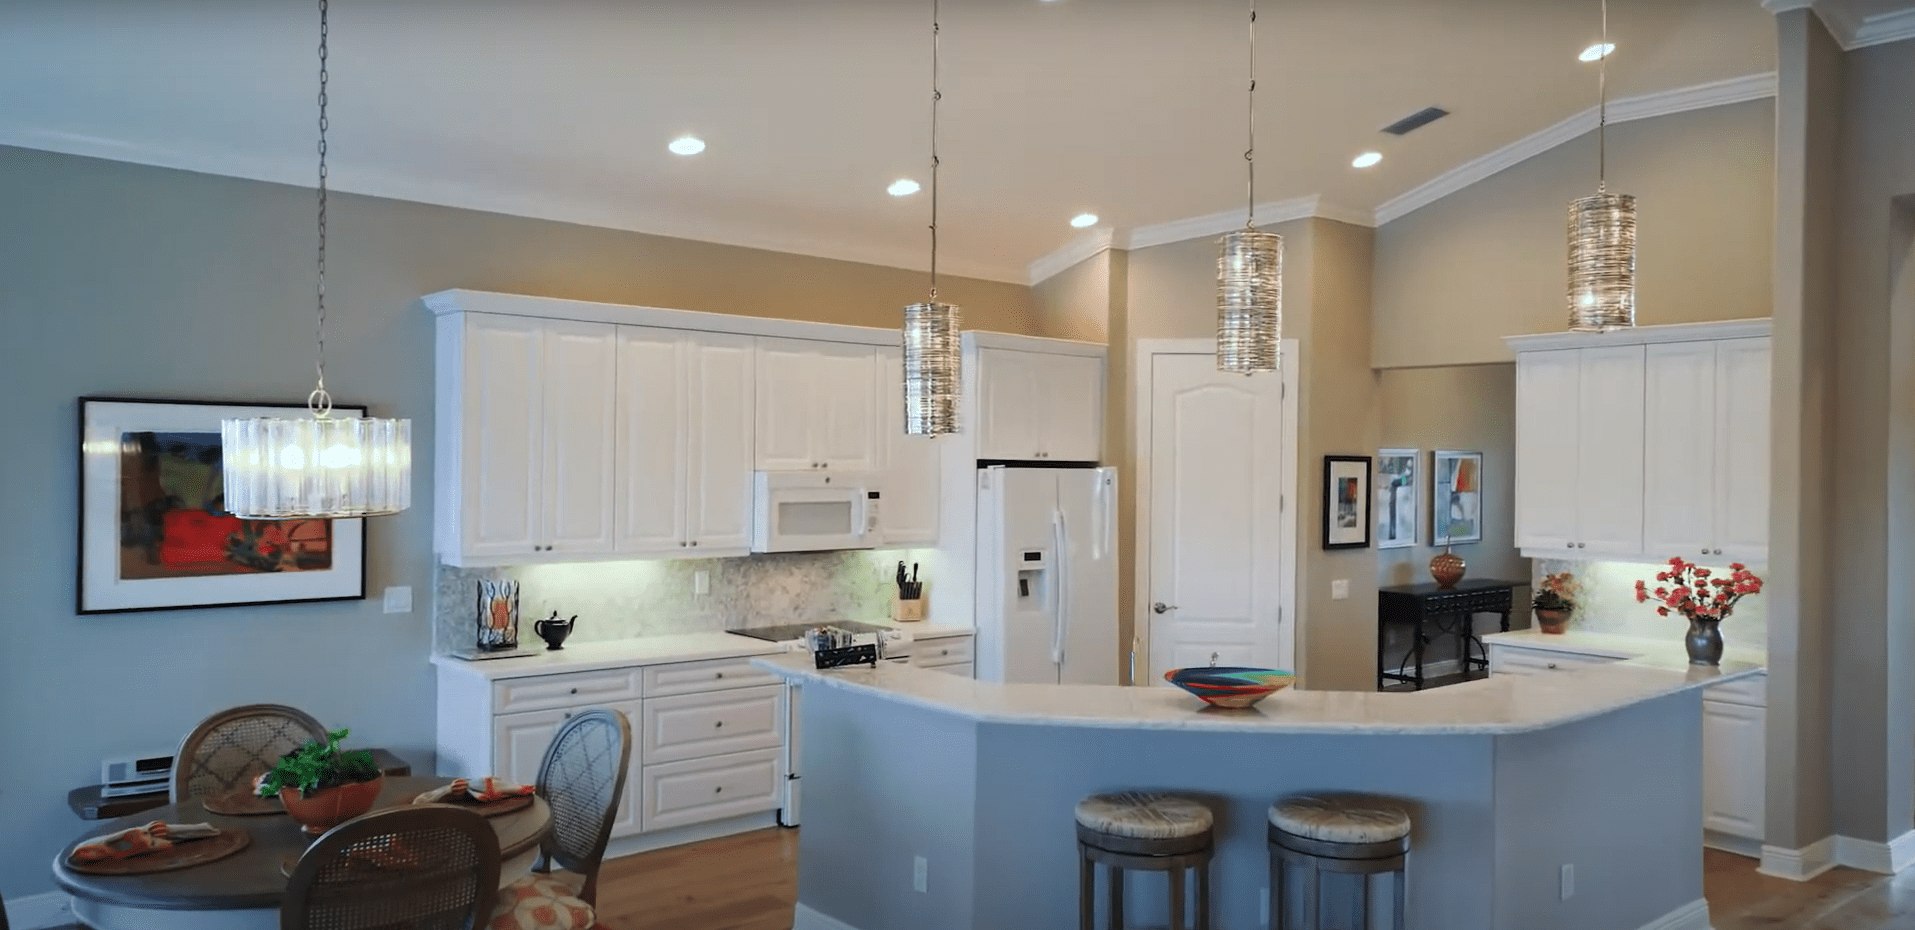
[1377,579,1525,691]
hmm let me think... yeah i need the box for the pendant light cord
[1597,0,1608,193]
[1244,0,1257,230]
[928,0,941,302]
[311,0,333,417]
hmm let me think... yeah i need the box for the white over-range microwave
[750,471,883,553]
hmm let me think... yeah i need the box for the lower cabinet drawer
[493,668,641,714]
[644,656,780,696]
[641,685,785,763]
[1489,645,1618,676]
[639,747,783,832]
[912,637,975,667]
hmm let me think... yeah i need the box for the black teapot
[534,612,576,650]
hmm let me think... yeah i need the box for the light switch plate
[382,586,412,614]
[1331,579,1350,600]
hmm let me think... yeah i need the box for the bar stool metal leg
[1196,859,1210,930]
[1079,846,1094,930]
[1168,865,1185,930]
[1109,865,1124,930]
[1394,868,1408,930]
[1300,853,1319,930]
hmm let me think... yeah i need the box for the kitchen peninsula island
[756,653,1761,930]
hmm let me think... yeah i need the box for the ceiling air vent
[1381,107,1450,136]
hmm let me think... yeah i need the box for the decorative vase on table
[1685,617,1725,666]
[1429,548,1466,589]
[280,775,384,835]
[1534,607,1572,635]
[1635,557,1765,668]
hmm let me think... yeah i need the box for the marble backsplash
[1533,556,1770,650]
[433,547,943,654]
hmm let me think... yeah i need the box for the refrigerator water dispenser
[1016,548,1052,605]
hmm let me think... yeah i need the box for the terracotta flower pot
[280,774,385,835]
[1534,607,1572,634]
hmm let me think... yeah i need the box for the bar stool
[1267,793,1412,930]
[1075,791,1214,930]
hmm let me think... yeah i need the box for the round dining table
[51,775,550,930]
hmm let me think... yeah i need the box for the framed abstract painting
[1375,449,1419,549]
[1322,455,1372,550]
[1431,449,1484,546]
[77,397,367,613]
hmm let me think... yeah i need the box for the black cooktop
[731,620,890,643]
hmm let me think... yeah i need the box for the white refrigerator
[975,466,1119,684]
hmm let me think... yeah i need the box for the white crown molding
[1025,227,1114,285]
[1122,194,1353,252]
[1374,72,1777,226]
[1761,0,1915,50]
[0,127,1028,285]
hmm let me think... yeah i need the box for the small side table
[67,747,412,820]
[1377,580,1524,691]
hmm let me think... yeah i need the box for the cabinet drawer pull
[569,688,578,694]
[1546,662,1558,669]
[714,721,724,728]
[715,786,723,793]
[715,672,724,679]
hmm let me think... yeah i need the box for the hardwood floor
[585,832,1915,930]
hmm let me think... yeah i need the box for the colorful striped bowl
[1164,667,1296,709]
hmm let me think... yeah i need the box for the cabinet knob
[1714,548,1723,555]
[714,721,724,728]
[1546,663,1558,669]
[715,786,723,794]
[715,672,724,679]
[691,540,699,547]
[569,688,578,694]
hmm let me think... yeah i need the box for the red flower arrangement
[1634,557,1764,622]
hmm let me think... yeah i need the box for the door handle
[1153,602,1177,614]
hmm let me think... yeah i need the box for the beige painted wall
[1031,250,1112,343]
[1373,98,1776,369]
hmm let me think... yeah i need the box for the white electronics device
[101,751,175,798]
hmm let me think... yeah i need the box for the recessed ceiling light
[1579,43,1615,62]
[1070,213,1099,228]
[1352,151,1383,169]
[668,136,706,156]
[888,179,921,197]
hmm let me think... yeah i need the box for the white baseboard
[1761,836,1839,880]
[5,891,74,930]
[1705,829,1766,860]
[793,903,863,930]
[603,811,780,860]
[1636,898,1712,930]
[1833,828,1915,874]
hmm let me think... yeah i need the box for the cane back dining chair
[172,703,329,804]
[490,707,632,930]
[282,805,501,930]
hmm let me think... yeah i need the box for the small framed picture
[1322,455,1372,550]
[1375,449,1419,549]
[1432,449,1484,546]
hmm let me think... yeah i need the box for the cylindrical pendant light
[222,0,412,519]
[1218,0,1281,374]
[902,0,961,435]
[1566,0,1637,332]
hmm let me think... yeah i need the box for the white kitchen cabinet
[439,314,618,564]
[639,747,784,832]
[754,337,878,472]
[640,685,785,764]
[877,347,941,545]
[1702,696,1767,844]
[615,328,755,557]
[977,347,1104,462]
[492,701,642,837]
[1643,339,1771,563]
[1513,345,1645,555]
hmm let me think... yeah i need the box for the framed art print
[1322,455,1372,549]
[1375,448,1419,549]
[78,397,367,613]
[1431,449,1484,546]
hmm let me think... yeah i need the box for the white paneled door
[1143,349,1293,683]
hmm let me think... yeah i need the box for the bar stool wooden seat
[1075,791,1215,930]
[1267,793,1412,930]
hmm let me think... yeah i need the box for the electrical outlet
[1331,579,1350,600]
[694,571,710,596]
[913,855,928,893]
[382,586,412,614]
[1560,863,1574,900]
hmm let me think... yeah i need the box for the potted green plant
[256,727,385,835]
[1532,571,1580,634]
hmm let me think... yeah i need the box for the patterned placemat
[202,787,285,816]
[408,789,535,819]
[67,829,251,875]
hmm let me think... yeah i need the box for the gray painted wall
[0,144,1036,899]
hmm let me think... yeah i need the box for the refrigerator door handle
[1051,506,1069,667]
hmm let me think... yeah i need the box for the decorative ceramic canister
[1429,548,1466,589]
[476,579,519,651]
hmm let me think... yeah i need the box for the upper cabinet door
[811,342,879,471]
[1040,353,1105,462]
[687,333,756,553]
[1575,345,1646,555]
[977,348,1041,460]
[1513,349,1582,551]
[1642,342,1718,560]
[540,321,620,555]
[876,347,940,546]
[616,327,688,555]
[1714,338,1771,561]
[460,314,546,560]
[755,338,823,470]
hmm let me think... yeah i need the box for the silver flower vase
[1685,617,1723,666]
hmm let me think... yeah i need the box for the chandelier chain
[929,0,940,301]
[312,0,333,417]
[1597,0,1608,192]
[1244,0,1257,229]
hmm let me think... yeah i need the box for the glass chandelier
[1217,0,1281,375]
[222,0,411,519]
[902,0,961,435]
[1566,0,1636,331]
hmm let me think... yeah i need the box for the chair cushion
[491,874,596,930]
[1074,791,1213,839]
[1268,793,1412,844]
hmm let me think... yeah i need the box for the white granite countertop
[1484,628,1766,667]
[432,623,977,681]
[752,652,1764,735]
